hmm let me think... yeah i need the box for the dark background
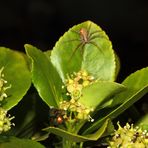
[0,0,148,81]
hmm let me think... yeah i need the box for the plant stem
[62,117,85,147]
[80,142,83,148]
[62,138,76,148]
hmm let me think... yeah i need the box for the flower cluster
[64,70,94,99]
[0,107,14,133]
[59,98,94,122]
[0,67,11,103]
[0,67,14,133]
[108,122,148,148]
[60,70,95,122]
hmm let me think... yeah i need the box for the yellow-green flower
[0,108,14,133]
[59,70,95,123]
[108,122,148,148]
[65,70,94,99]
[0,67,11,102]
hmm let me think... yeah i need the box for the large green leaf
[25,44,63,107]
[0,136,45,148]
[43,119,109,142]
[51,21,116,82]
[82,67,148,134]
[111,67,148,106]
[83,86,148,135]
[0,47,31,110]
[79,81,125,109]
[99,67,148,109]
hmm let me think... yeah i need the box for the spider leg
[88,30,103,38]
[68,42,83,62]
[62,38,81,44]
[89,41,104,56]
[89,34,107,41]
[70,29,80,35]
[80,43,86,55]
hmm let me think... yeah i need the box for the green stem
[63,114,86,147]
[62,138,76,148]
[62,122,84,148]
[80,142,83,148]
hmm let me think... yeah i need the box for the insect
[64,23,106,61]
[57,116,63,124]
[49,108,66,126]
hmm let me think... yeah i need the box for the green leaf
[25,44,63,107]
[114,52,120,80]
[0,136,45,148]
[111,67,148,106]
[44,50,51,60]
[83,86,148,135]
[100,67,148,109]
[31,132,50,141]
[79,81,125,109]
[82,67,148,134]
[51,21,116,82]
[43,119,109,142]
[0,47,31,110]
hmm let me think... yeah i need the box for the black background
[0,0,148,81]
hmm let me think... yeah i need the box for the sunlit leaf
[25,44,63,107]
[0,47,31,110]
[43,119,109,142]
[82,67,148,134]
[51,21,116,82]
[111,67,148,106]
[79,81,125,109]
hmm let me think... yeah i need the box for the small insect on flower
[49,108,66,126]
[57,116,63,124]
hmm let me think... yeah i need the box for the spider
[63,23,106,61]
